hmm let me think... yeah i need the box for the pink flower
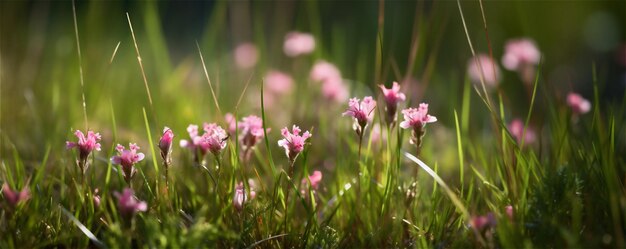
[471,213,497,231]
[567,92,591,115]
[343,97,377,130]
[508,119,536,145]
[239,115,267,150]
[505,205,514,221]
[110,143,145,184]
[467,54,501,89]
[159,127,174,164]
[115,188,147,218]
[180,124,202,153]
[321,78,349,103]
[399,104,437,130]
[502,38,541,71]
[265,70,293,95]
[93,188,101,208]
[303,170,323,189]
[234,42,259,69]
[2,183,30,208]
[278,125,312,161]
[248,179,257,200]
[66,130,102,163]
[233,182,247,212]
[310,61,341,83]
[181,123,228,163]
[379,82,406,123]
[400,104,437,149]
[202,123,229,156]
[283,32,315,57]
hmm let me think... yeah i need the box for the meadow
[1,0,625,248]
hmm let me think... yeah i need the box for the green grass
[1,0,626,248]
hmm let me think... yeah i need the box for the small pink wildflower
[566,92,591,115]
[508,119,536,145]
[277,125,312,162]
[399,104,438,132]
[265,70,294,95]
[343,97,377,134]
[203,123,229,156]
[470,213,497,231]
[93,188,101,208]
[233,182,247,212]
[234,42,259,69]
[180,124,204,159]
[505,205,514,221]
[239,115,267,150]
[248,179,257,200]
[66,130,102,173]
[181,123,229,164]
[159,127,174,165]
[379,82,406,124]
[115,188,147,219]
[310,61,341,83]
[502,38,541,71]
[467,54,501,89]
[400,104,437,156]
[2,183,30,208]
[283,32,315,57]
[303,170,323,190]
[321,78,349,103]
[110,143,145,184]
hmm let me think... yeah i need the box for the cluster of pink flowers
[508,119,536,146]
[238,115,267,150]
[234,42,259,69]
[302,171,323,190]
[278,125,312,162]
[115,188,147,219]
[66,130,102,159]
[2,183,30,209]
[567,92,591,115]
[399,104,438,132]
[470,212,497,231]
[379,82,406,124]
[283,32,315,57]
[467,54,501,89]
[223,114,269,161]
[263,70,294,108]
[180,123,229,163]
[300,171,323,197]
[400,103,438,151]
[310,61,349,103]
[471,206,514,235]
[502,38,541,84]
[66,130,102,173]
[502,38,541,72]
[466,37,541,88]
[343,97,377,135]
[111,143,145,184]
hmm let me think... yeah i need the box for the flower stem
[163,161,170,194]
[283,158,296,235]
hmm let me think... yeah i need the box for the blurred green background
[1,0,625,157]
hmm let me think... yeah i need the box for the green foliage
[1,0,625,248]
